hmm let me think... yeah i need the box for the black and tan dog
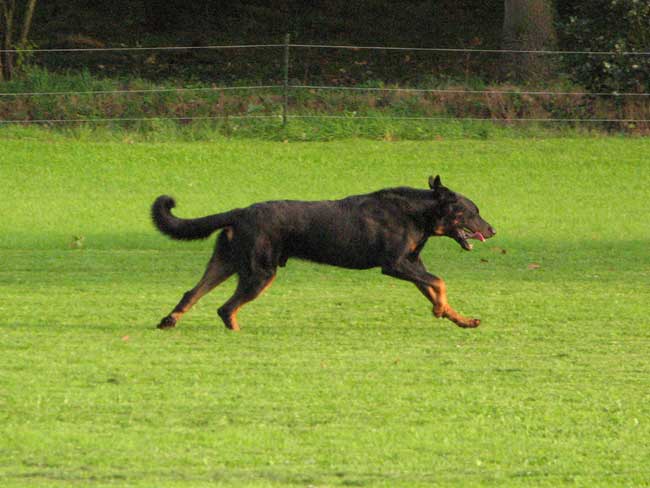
[152,175,495,331]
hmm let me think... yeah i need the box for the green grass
[1,136,650,487]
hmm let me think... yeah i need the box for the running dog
[152,175,496,331]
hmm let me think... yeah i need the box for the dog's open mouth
[455,228,486,251]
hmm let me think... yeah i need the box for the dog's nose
[488,226,496,236]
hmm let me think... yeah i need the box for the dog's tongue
[470,232,486,242]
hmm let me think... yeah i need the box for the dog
[152,175,495,331]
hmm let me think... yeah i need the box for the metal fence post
[282,33,291,127]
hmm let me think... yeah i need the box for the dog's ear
[428,175,442,190]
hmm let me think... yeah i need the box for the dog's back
[236,189,429,269]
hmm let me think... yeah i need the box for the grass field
[1,135,650,487]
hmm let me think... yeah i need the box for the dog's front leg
[382,259,480,328]
[414,282,480,328]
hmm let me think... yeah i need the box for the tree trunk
[1,0,15,80]
[1,0,37,81]
[502,0,557,82]
[19,0,36,46]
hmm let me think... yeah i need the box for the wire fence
[2,83,649,99]
[2,42,650,56]
[1,40,650,127]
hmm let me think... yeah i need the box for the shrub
[560,0,650,93]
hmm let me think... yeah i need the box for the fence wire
[0,115,282,124]
[0,44,284,53]
[2,115,649,125]
[2,84,649,99]
[0,85,280,98]
[290,43,650,56]
[288,115,650,123]
[2,42,650,56]
[293,85,650,98]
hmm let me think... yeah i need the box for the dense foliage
[15,1,644,91]
[30,1,504,84]
[35,1,502,47]
[559,0,650,93]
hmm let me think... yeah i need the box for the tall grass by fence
[1,39,650,133]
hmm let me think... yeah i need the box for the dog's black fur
[152,175,495,331]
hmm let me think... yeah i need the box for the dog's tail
[151,195,240,241]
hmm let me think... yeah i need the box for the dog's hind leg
[217,271,276,331]
[157,232,236,329]
[157,258,235,329]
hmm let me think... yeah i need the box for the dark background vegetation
[12,0,648,89]
[29,1,505,85]
[1,1,649,135]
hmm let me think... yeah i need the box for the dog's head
[428,175,496,251]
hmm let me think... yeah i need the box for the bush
[560,0,650,93]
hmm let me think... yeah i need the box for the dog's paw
[451,316,481,328]
[462,318,481,328]
[157,316,177,329]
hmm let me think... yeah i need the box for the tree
[502,0,557,82]
[0,0,37,81]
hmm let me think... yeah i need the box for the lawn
[1,135,649,487]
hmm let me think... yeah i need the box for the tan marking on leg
[415,278,480,328]
[226,310,241,331]
[430,278,448,317]
[219,274,276,331]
